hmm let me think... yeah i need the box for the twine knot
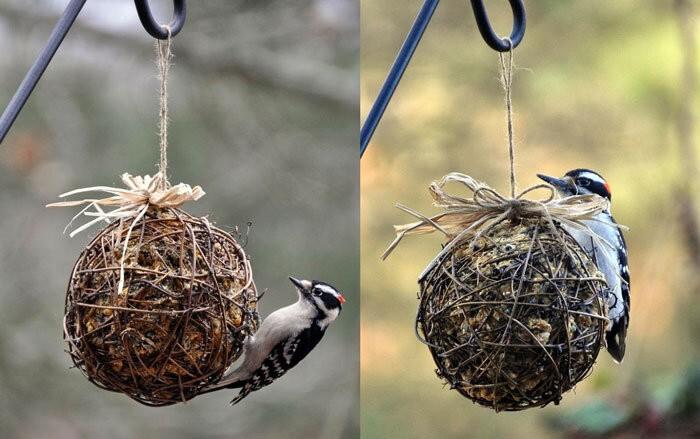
[505,199,523,219]
[473,186,525,218]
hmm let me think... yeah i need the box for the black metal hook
[360,0,528,156]
[0,0,190,144]
[134,0,187,40]
[470,0,526,52]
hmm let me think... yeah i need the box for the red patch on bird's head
[337,294,346,304]
[604,181,612,196]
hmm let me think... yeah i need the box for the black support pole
[0,0,87,144]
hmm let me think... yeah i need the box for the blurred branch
[0,2,356,109]
[674,0,700,267]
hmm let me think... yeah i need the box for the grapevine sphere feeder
[63,207,259,406]
[416,218,608,411]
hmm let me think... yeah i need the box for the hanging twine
[500,41,517,197]
[157,28,172,189]
[48,30,204,296]
[382,43,624,268]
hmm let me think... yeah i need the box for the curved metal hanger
[134,0,187,40]
[360,0,527,157]
[0,0,189,144]
[471,0,526,52]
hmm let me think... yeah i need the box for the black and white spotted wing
[230,324,326,405]
[606,223,630,361]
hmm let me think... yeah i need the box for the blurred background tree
[361,0,700,437]
[0,1,358,438]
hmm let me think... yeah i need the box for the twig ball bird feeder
[63,204,259,406]
[417,218,608,411]
[384,173,612,411]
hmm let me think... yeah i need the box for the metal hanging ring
[470,0,526,52]
[134,0,186,40]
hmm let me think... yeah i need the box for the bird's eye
[313,289,322,296]
[577,178,591,187]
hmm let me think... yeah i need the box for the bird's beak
[289,276,312,291]
[537,174,573,191]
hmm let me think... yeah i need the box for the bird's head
[289,276,345,321]
[537,169,612,201]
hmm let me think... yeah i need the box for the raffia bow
[47,172,204,237]
[381,172,622,266]
[48,172,205,296]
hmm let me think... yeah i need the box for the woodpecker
[201,277,346,405]
[537,169,629,362]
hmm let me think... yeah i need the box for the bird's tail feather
[230,387,252,405]
[198,377,245,396]
[606,320,627,363]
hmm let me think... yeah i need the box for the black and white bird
[202,277,345,405]
[537,169,630,362]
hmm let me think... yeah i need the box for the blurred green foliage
[361,1,700,438]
